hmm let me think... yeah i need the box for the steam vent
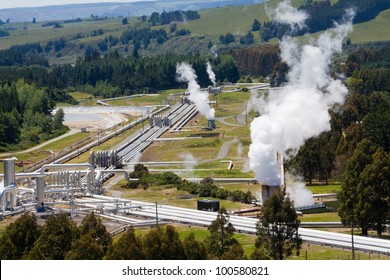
[261,153,284,203]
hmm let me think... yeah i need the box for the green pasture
[0,17,131,50]
[349,9,390,43]
[0,131,93,172]
[116,223,389,260]
[306,184,341,194]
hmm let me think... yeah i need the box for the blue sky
[0,0,146,9]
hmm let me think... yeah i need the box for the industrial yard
[1,0,390,262]
[1,80,389,260]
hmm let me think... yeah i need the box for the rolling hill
[0,0,389,62]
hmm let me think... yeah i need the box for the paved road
[0,129,78,157]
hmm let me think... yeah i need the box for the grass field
[299,212,341,222]
[0,131,93,172]
[1,0,386,56]
[177,0,316,38]
[0,17,132,50]
[108,180,255,211]
[349,9,390,43]
[306,184,341,194]
[117,224,389,260]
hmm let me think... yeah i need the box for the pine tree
[183,232,207,260]
[338,139,377,235]
[205,207,240,259]
[106,227,144,260]
[254,190,301,260]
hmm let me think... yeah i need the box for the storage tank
[197,199,220,212]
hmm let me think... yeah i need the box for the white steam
[176,62,215,120]
[180,153,197,177]
[285,175,314,207]
[206,61,217,87]
[210,45,218,58]
[247,88,267,115]
[266,0,308,31]
[249,3,354,205]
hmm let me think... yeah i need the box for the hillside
[0,0,260,22]
[0,0,389,63]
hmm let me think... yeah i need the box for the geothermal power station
[1,57,389,254]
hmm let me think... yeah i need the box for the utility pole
[155,201,158,227]
[351,216,355,260]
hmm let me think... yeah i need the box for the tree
[254,189,301,260]
[205,207,240,259]
[357,148,390,236]
[363,109,390,152]
[338,139,377,235]
[293,137,321,185]
[65,234,104,260]
[219,33,235,45]
[79,212,112,254]
[0,233,17,259]
[183,232,207,260]
[0,112,21,145]
[106,227,145,260]
[252,19,261,31]
[27,213,79,260]
[161,225,187,259]
[142,225,186,260]
[0,213,41,259]
[130,164,149,178]
[221,243,245,260]
[240,32,254,45]
[270,62,289,87]
[53,108,65,129]
[122,17,128,25]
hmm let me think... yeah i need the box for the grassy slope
[2,0,387,54]
[0,17,137,50]
[349,9,390,43]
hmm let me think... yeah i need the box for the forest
[0,81,67,151]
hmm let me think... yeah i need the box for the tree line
[148,10,200,26]
[125,164,255,204]
[47,51,239,92]
[0,46,240,94]
[0,81,67,151]
[0,188,301,260]
[0,43,48,67]
[226,45,280,77]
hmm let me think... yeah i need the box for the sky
[0,0,147,10]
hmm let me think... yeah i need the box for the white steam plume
[285,175,314,207]
[266,0,308,31]
[249,4,354,204]
[210,45,218,57]
[206,61,217,87]
[180,153,197,178]
[176,62,215,120]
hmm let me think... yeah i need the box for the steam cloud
[180,153,197,178]
[206,61,217,87]
[210,45,218,57]
[249,3,354,206]
[266,0,308,31]
[176,62,215,120]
